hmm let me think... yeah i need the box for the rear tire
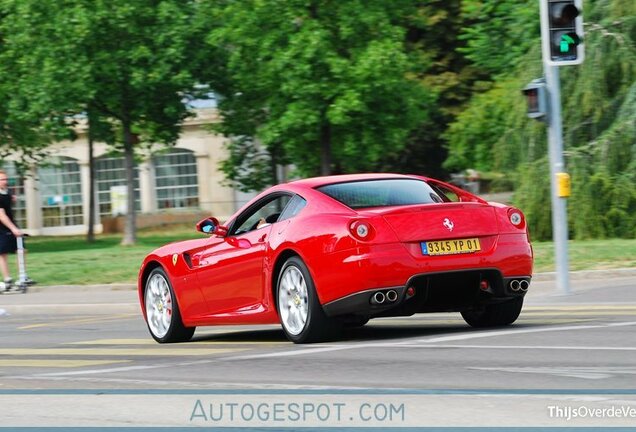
[461,297,524,328]
[276,256,340,343]
[144,267,195,343]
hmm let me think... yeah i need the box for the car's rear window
[317,179,443,209]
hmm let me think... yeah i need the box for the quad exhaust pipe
[371,292,386,305]
[509,279,529,292]
[370,289,399,305]
[386,289,398,302]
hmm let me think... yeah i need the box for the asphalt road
[0,272,635,427]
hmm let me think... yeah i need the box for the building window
[95,156,140,218]
[153,148,199,210]
[39,157,83,227]
[1,162,27,229]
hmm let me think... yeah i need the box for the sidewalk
[1,269,635,315]
[0,284,139,315]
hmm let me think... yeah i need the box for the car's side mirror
[196,217,228,236]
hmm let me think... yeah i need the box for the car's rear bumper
[322,268,531,318]
[313,233,532,313]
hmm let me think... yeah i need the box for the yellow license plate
[421,238,481,256]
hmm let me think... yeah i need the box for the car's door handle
[258,234,267,243]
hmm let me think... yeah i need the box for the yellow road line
[66,338,286,346]
[67,339,160,345]
[0,348,247,356]
[19,314,138,330]
[0,359,131,368]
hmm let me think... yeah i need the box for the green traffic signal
[541,0,584,65]
[560,34,576,52]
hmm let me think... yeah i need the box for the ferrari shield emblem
[172,254,178,266]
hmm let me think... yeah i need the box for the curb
[531,268,636,282]
[19,283,137,293]
[0,303,140,314]
[16,268,636,292]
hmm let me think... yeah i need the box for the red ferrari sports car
[139,173,533,344]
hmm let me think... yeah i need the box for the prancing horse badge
[172,253,178,266]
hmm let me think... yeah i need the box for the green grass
[7,228,636,286]
[10,224,201,286]
[532,238,636,272]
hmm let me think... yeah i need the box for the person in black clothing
[0,170,33,290]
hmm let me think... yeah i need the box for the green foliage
[379,1,471,178]
[446,0,636,240]
[0,0,217,243]
[206,0,432,186]
[0,0,77,166]
[459,0,539,77]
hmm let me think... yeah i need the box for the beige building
[2,107,256,236]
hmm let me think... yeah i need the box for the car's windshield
[316,179,443,209]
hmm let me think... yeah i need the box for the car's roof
[284,173,424,190]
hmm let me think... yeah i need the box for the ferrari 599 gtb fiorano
[139,173,533,344]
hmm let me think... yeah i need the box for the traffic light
[540,0,584,66]
[522,79,548,121]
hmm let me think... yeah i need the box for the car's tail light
[349,220,375,241]
[508,208,525,228]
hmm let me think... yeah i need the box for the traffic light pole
[544,65,571,295]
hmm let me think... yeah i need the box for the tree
[380,0,479,179]
[1,0,215,244]
[205,0,431,189]
[0,1,74,171]
[444,0,636,239]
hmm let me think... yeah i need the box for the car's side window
[428,183,457,202]
[278,195,307,222]
[231,194,292,236]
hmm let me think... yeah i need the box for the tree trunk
[121,120,137,245]
[86,110,96,243]
[319,121,332,176]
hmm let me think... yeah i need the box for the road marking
[469,366,636,380]
[66,339,158,345]
[31,320,636,377]
[0,348,247,356]
[18,314,137,330]
[524,305,636,310]
[523,304,636,310]
[520,311,636,317]
[0,359,131,368]
[414,321,636,343]
[225,321,636,360]
[66,339,286,346]
[392,344,636,351]
[13,375,384,389]
[374,318,591,325]
[37,361,216,377]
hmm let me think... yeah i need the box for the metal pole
[544,65,571,295]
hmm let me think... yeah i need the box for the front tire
[276,256,339,343]
[461,297,524,328]
[144,267,195,343]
